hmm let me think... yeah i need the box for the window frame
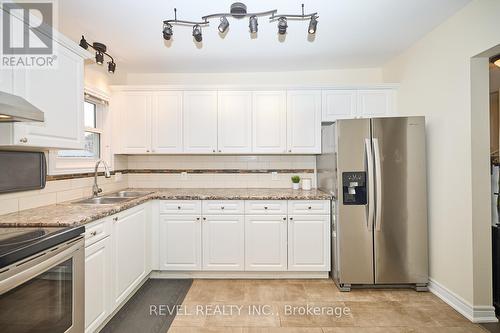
[48,87,110,175]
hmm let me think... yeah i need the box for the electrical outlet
[181,172,188,180]
[271,172,278,181]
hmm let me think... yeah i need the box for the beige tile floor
[168,279,488,333]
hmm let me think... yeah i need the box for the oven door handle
[0,238,83,294]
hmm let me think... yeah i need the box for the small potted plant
[291,175,300,190]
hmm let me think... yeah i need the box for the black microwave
[0,151,46,194]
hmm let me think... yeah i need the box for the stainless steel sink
[106,191,152,198]
[73,197,130,205]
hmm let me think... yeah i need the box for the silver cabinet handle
[90,231,97,236]
[19,137,28,143]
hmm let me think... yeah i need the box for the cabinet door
[245,215,287,271]
[357,89,394,117]
[217,91,252,153]
[159,215,202,270]
[11,46,85,149]
[183,91,217,153]
[113,206,147,306]
[321,90,357,122]
[288,215,330,271]
[202,215,244,270]
[119,92,152,154]
[0,68,13,93]
[151,91,183,153]
[252,91,287,154]
[85,237,111,333]
[286,90,322,154]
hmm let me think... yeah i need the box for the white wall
[124,68,383,86]
[383,0,500,320]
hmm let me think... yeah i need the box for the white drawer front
[159,200,202,215]
[288,200,330,215]
[85,218,111,247]
[245,201,287,215]
[202,200,244,215]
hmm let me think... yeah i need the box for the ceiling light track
[162,2,318,43]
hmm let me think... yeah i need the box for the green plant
[291,175,300,184]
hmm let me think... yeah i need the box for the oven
[0,236,84,333]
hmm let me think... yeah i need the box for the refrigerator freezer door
[336,119,374,285]
[372,117,428,284]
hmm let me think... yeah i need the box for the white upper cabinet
[321,90,357,121]
[357,89,394,117]
[0,46,87,149]
[152,91,183,153]
[252,91,287,154]
[183,91,218,153]
[217,91,252,153]
[0,68,13,93]
[118,92,152,154]
[321,89,396,122]
[286,90,322,154]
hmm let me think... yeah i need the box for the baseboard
[428,278,498,323]
[150,270,329,279]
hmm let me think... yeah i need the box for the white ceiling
[58,0,470,73]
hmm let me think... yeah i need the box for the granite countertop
[0,188,332,228]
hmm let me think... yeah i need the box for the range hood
[0,91,44,122]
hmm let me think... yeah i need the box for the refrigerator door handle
[365,139,375,231]
[373,138,383,231]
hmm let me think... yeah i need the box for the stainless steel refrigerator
[317,117,428,291]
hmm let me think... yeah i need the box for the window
[57,101,101,159]
[49,89,109,175]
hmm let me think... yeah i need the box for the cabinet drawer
[288,200,330,215]
[245,201,287,215]
[202,200,244,215]
[159,200,201,215]
[85,218,111,247]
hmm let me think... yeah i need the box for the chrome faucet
[92,159,111,197]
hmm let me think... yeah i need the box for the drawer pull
[177,206,181,210]
[196,217,200,221]
[282,217,286,221]
[290,217,294,220]
[90,231,97,236]
[113,217,118,222]
[308,206,312,210]
[264,206,268,210]
[203,217,206,220]
[221,206,225,210]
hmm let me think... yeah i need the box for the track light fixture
[162,3,318,45]
[192,25,203,42]
[278,17,288,35]
[79,36,116,74]
[249,15,258,34]
[308,15,318,34]
[218,16,229,33]
[163,23,173,40]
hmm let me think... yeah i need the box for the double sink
[73,191,152,205]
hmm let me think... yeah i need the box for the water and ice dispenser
[342,172,367,205]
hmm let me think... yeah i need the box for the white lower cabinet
[112,205,149,307]
[159,214,202,270]
[202,215,244,271]
[288,215,331,271]
[244,215,288,271]
[84,236,112,333]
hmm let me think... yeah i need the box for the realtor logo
[1,0,57,68]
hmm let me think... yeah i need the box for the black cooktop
[0,225,85,269]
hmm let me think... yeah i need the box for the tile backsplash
[0,155,316,215]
